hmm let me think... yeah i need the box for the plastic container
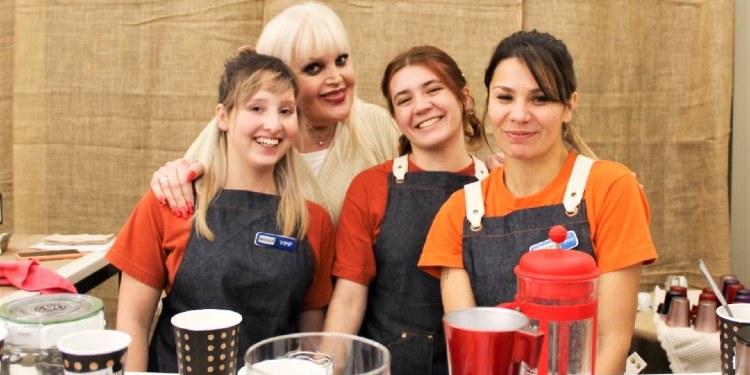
[0,294,105,374]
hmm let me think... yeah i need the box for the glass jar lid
[0,294,103,325]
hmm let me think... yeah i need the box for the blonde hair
[194,46,309,241]
[256,2,350,67]
[255,2,383,167]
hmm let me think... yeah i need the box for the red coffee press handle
[549,225,567,248]
[513,329,544,369]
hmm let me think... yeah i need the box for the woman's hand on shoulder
[150,158,205,217]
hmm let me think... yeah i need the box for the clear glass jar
[0,294,105,374]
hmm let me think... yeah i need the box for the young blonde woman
[324,46,487,375]
[419,30,658,374]
[151,2,399,223]
[107,47,335,373]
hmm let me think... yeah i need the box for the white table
[0,234,117,303]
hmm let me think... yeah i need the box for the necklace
[307,124,337,147]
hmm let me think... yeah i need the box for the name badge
[254,232,297,252]
[529,230,579,251]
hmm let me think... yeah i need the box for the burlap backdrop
[1,0,13,229]
[0,0,733,288]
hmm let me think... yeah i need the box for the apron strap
[464,157,488,230]
[471,156,489,181]
[563,155,595,216]
[465,154,594,229]
[394,155,488,182]
[464,180,484,231]
[392,155,409,183]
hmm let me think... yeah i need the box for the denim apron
[360,155,488,375]
[462,155,596,306]
[147,189,314,373]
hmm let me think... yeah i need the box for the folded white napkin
[653,286,721,373]
[42,233,114,246]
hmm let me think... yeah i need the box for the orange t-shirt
[333,158,476,285]
[106,190,335,311]
[418,152,657,278]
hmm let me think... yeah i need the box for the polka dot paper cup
[57,329,131,374]
[171,309,243,375]
[717,303,750,375]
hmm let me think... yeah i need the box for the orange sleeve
[418,188,468,279]
[586,162,658,273]
[332,164,389,285]
[106,190,191,291]
[300,201,336,311]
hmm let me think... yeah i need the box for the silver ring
[159,177,169,184]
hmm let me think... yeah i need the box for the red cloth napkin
[0,260,77,294]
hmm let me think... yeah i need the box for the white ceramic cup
[637,292,652,312]
[663,275,688,290]
[57,329,131,374]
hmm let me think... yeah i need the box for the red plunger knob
[548,225,567,245]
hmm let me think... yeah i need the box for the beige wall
[731,0,750,282]
[0,0,13,230]
[0,0,736,288]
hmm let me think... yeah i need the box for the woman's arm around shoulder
[149,118,218,216]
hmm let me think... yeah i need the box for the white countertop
[125,373,722,375]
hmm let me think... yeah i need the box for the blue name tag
[254,232,297,252]
[529,230,579,251]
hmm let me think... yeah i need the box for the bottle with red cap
[513,225,600,375]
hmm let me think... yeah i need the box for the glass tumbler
[243,332,390,375]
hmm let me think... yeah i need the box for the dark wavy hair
[483,30,596,158]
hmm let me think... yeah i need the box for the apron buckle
[565,206,579,217]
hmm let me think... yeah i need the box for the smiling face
[487,57,576,162]
[292,51,355,127]
[388,65,467,153]
[219,84,299,179]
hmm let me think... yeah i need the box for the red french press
[512,225,600,375]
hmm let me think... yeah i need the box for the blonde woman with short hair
[150,2,399,223]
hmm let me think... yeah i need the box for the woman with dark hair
[419,30,657,374]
